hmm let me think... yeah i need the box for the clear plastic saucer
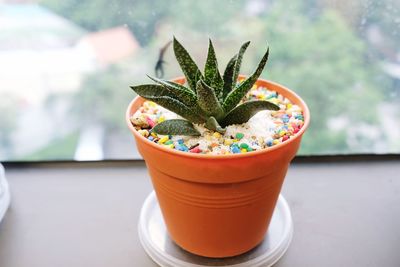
[138,191,293,267]
[0,164,11,223]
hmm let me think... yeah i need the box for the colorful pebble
[240,143,249,149]
[231,146,241,154]
[213,132,221,138]
[158,136,169,144]
[235,133,244,140]
[189,147,201,153]
[164,140,173,145]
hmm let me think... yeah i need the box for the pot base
[138,191,293,267]
[0,164,10,224]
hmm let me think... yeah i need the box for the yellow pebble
[257,94,266,100]
[273,139,280,145]
[241,148,247,153]
[138,129,149,137]
[159,136,169,144]
[224,139,233,146]
[148,101,157,107]
[286,103,292,109]
[164,144,174,149]
[158,116,165,123]
[279,131,286,137]
[213,132,221,138]
[151,132,158,137]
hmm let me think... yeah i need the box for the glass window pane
[1,0,399,161]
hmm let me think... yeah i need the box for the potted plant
[126,38,310,258]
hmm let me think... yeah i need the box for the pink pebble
[146,117,156,128]
[189,147,201,153]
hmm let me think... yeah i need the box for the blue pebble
[176,144,189,152]
[148,136,154,141]
[231,146,241,153]
[266,140,273,147]
[177,139,184,144]
[295,114,304,120]
[282,114,289,123]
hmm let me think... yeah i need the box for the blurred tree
[262,2,387,153]
[40,0,245,45]
[41,0,169,45]
[226,1,387,153]
[70,65,133,131]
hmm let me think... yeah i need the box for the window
[0,0,399,161]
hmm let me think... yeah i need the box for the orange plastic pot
[126,77,310,258]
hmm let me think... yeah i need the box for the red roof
[80,26,140,65]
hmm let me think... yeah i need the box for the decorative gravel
[130,83,304,155]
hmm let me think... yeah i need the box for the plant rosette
[126,38,310,258]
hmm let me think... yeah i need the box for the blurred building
[0,3,140,159]
[77,26,140,66]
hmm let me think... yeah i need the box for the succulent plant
[130,37,279,136]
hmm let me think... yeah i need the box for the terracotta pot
[126,77,310,258]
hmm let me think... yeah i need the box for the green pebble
[236,133,244,139]
[240,143,249,149]
[247,147,253,152]
[164,140,173,145]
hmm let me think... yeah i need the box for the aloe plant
[130,37,279,136]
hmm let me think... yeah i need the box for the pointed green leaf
[204,39,223,97]
[222,41,250,101]
[152,119,201,136]
[220,100,279,127]
[147,75,197,106]
[222,54,238,100]
[137,94,205,124]
[130,84,174,99]
[196,80,224,119]
[233,41,251,85]
[205,116,226,134]
[223,46,269,112]
[173,37,202,92]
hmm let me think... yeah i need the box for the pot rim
[126,77,310,159]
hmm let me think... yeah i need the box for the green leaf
[222,41,250,101]
[205,116,226,134]
[139,95,205,124]
[152,119,201,136]
[204,39,223,98]
[130,84,174,99]
[147,75,197,106]
[220,100,279,127]
[223,46,270,112]
[173,37,203,92]
[222,54,238,100]
[196,80,224,119]
[232,41,250,89]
